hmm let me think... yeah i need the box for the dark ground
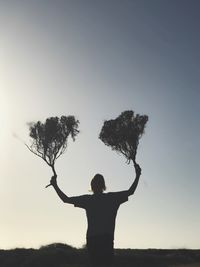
[0,243,200,267]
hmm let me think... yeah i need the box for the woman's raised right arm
[50,176,74,204]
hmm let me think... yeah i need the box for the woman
[50,163,141,265]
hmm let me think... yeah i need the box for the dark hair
[91,174,106,192]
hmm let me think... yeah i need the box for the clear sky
[1,0,200,249]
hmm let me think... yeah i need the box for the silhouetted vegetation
[99,110,148,164]
[0,243,200,267]
[26,116,79,187]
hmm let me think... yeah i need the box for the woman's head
[91,174,106,193]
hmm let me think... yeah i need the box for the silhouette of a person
[50,163,141,265]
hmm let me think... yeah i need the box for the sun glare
[0,91,9,142]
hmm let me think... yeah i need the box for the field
[0,243,200,267]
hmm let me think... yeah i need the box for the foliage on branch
[99,110,148,163]
[27,116,79,167]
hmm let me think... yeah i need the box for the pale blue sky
[0,0,200,249]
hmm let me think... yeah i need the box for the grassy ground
[0,243,200,267]
[171,264,200,267]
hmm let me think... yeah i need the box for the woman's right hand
[50,175,57,187]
